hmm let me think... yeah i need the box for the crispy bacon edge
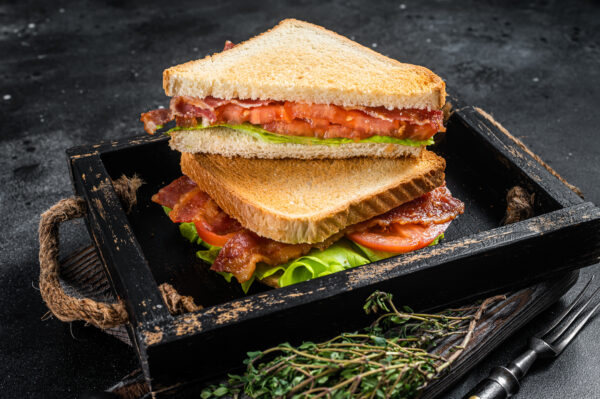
[349,185,465,233]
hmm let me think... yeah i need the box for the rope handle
[38,176,202,330]
[39,197,128,329]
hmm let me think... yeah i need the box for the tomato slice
[211,99,442,141]
[347,222,450,253]
[193,221,236,247]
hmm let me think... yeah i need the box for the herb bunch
[202,291,503,399]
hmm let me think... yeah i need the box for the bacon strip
[170,96,220,121]
[212,230,345,283]
[356,107,444,126]
[153,178,463,284]
[350,185,465,233]
[140,109,172,135]
[151,176,197,209]
[152,176,241,235]
[212,231,312,283]
[140,96,276,134]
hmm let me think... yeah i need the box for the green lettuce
[352,243,398,263]
[166,123,434,147]
[428,233,444,248]
[162,206,444,292]
[253,235,443,288]
[253,239,371,288]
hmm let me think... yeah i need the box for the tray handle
[39,197,128,329]
[38,176,202,329]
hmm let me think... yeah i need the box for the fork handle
[464,366,520,399]
[464,378,508,399]
[464,348,539,399]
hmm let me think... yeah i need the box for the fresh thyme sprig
[202,291,504,399]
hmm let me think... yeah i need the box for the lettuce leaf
[253,235,441,288]
[352,243,398,263]
[428,233,444,247]
[252,239,372,288]
[167,123,434,147]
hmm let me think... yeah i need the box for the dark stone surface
[0,0,598,398]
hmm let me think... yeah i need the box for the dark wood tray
[66,104,600,396]
[140,272,578,399]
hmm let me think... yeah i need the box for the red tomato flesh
[212,101,442,141]
[347,222,450,253]
[194,221,236,247]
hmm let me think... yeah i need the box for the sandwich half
[141,19,447,159]
[151,151,464,291]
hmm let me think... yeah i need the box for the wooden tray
[59,244,577,398]
[140,272,578,398]
[65,104,600,396]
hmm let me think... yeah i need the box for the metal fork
[464,276,600,399]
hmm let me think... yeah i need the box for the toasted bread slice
[180,150,445,244]
[169,127,423,159]
[164,19,446,110]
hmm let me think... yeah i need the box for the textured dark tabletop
[1,1,599,398]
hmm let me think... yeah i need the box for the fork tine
[544,283,600,344]
[553,296,600,354]
[539,276,595,339]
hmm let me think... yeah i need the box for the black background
[1,0,599,398]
